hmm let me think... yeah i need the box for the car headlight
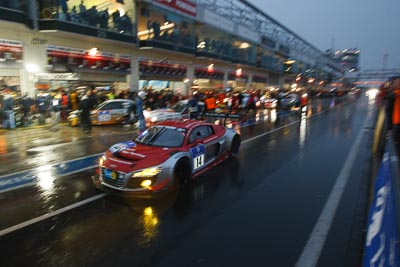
[132,167,162,178]
[141,179,152,188]
[99,155,106,166]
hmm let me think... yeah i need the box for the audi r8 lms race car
[67,99,134,126]
[93,119,241,196]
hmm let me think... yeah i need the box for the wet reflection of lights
[37,165,55,193]
[299,111,307,150]
[0,135,7,154]
[193,183,205,202]
[307,105,313,117]
[329,98,335,108]
[138,206,159,247]
[366,88,379,105]
[317,103,322,113]
[144,207,153,216]
[270,109,277,123]
[27,149,61,168]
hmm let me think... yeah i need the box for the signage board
[155,0,196,17]
[0,38,23,61]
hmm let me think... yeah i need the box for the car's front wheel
[173,158,191,186]
[230,134,241,156]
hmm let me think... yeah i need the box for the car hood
[104,141,179,171]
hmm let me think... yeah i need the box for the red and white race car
[93,119,241,195]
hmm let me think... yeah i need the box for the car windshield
[97,101,125,111]
[135,126,185,147]
[286,94,299,100]
[171,102,187,113]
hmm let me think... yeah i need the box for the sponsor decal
[104,169,118,180]
[363,153,400,267]
[155,0,196,17]
[109,141,136,154]
[98,110,111,122]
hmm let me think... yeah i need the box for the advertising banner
[46,45,131,72]
[155,0,196,17]
[0,38,23,61]
[363,153,400,267]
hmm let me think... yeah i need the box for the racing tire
[230,134,241,157]
[174,158,191,185]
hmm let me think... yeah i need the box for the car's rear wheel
[231,134,241,156]
[174,158,191,186]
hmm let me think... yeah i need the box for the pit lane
[0,94,371,267]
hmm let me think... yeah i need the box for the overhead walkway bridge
[345,69,400,86]
[192,0,342,77]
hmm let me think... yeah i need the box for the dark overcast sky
[248,0,400,70]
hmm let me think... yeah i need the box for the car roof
[102,99,133,103]
[98,99,133,106]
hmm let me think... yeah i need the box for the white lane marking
[295,114,368,267]
[0,153,103,180]
[0,165,98,194]
[0,193,107,237]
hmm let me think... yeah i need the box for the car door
[97,101,126,124]
[188,125,221,172]
[109,101,127,122]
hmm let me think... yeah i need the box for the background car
[93,119,241,195]
[280,93,301,111]
[68,99,135,126]
[144,99,204,125]
[263,98,278,109]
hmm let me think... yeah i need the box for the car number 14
[190,144,205,170]
[193,154,205,170]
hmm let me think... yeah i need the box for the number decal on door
[193,154,205,170]
[190,144,205,170]
[98,110,111,122]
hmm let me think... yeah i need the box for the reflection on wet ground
[0,95,369,267]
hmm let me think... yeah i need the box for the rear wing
[202,112,243,126]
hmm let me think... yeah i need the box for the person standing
[79,0,87,24]
[36,92,49,125]
[2,89,15,129]
[187,93,199,119]
[106,89,115,100]
[79,89,92,133]
[50,89,62,131]
[123,98,136,129]
[384,77,397,131]
[69,89,78,110]
[390,76,400,149]
[20,93,32,126]
[61,88,69,121]
[205,93,216,112]
[136,90,146,133]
